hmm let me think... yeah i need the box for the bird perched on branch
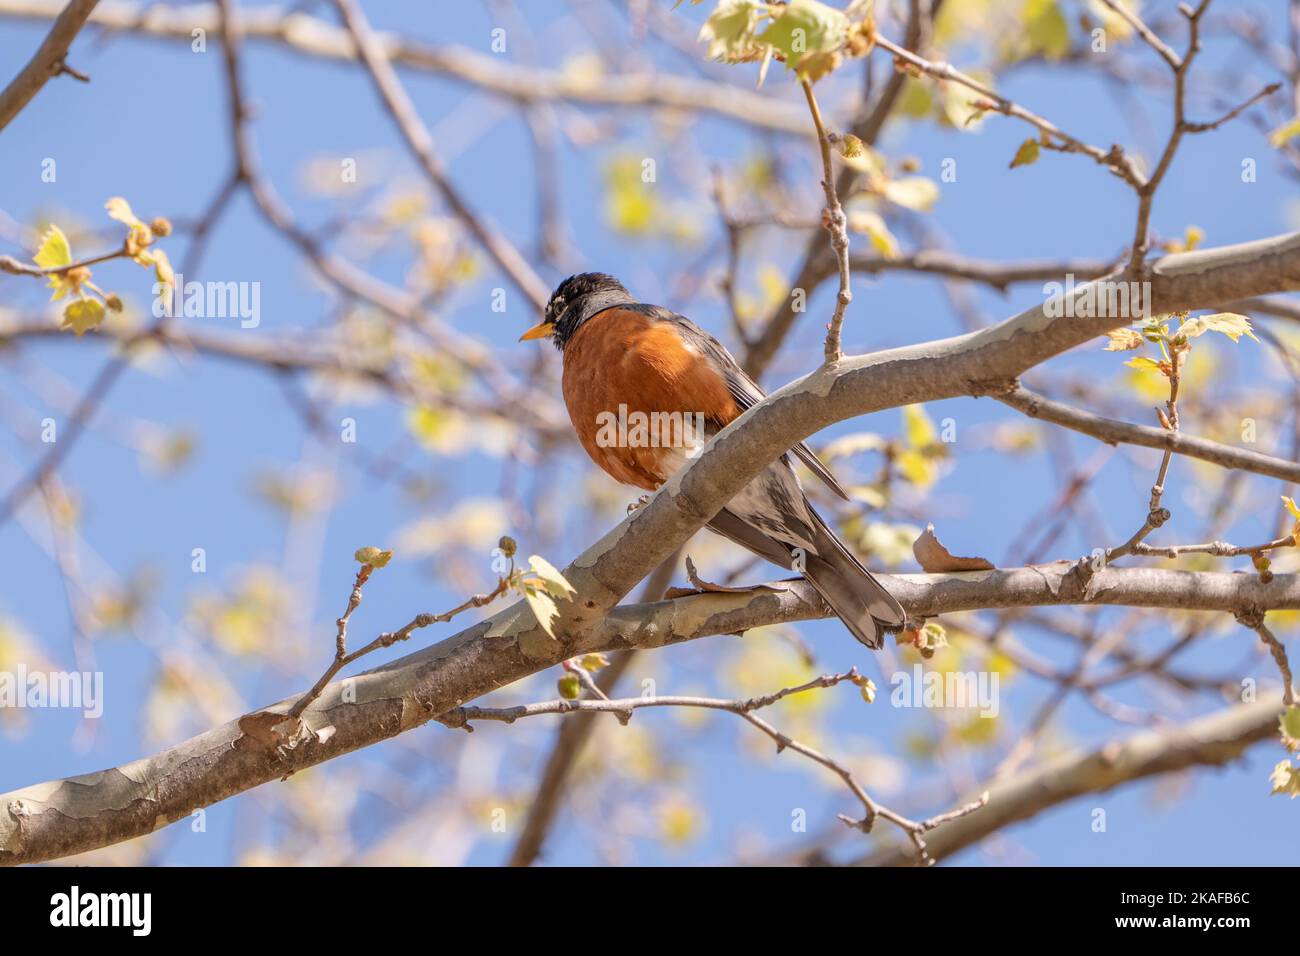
[519,272,906,647]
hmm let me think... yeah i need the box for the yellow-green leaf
[33,224,72,270]
[1021,0,1070,60]
[1125,355,1165,374]
[1010,138,1040,169]
[697,0,764,61]
[897,448,938,489]
[1279,706,1300,749]
[61,297,105,337]
[353,546,393,568]
[757,0,848,76]
[902,403,938,448]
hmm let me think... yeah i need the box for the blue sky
[0,0,1296,865]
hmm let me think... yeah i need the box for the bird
[519,272,906,648]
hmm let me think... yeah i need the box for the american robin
[520,272,906,648]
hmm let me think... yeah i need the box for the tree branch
[0,0,814,135]
[3,230,1299,865]
[0,0,99,132]
[852,696,1283,866]
[332,0,550,312]
[4,562,1299,865]
[997,384,1300,484]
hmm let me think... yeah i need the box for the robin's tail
[801,506,906,649]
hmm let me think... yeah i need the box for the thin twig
[871,32,1143,187]
[286,561,514,721]
[1237,611,1295,706]
[441,667,986,863]
[799,78,852,363]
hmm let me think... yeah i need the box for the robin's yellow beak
[518,321,555,342]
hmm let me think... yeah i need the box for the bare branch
[0,0,99,132]
[853,697,1283,866]
[997,384,1300,484]
[2,228,1299,865]
[1236,611,1296,706]
[332,0,550,312]
[0,0,814,135]
[799,78,853,363]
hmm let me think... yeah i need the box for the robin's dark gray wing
[635,305,850,501]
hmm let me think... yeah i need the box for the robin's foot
[627,494,652,514]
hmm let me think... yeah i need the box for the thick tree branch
[3,231,1299,864]
[853,696,1283,866]
[4,564,1298,865]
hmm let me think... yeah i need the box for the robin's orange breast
[561,307,740,490]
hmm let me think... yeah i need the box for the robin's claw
[627,494,652,514]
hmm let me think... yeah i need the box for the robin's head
[520,272,632,349]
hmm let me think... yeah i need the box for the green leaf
[697,0,764,61]
[1009,138,1040,169]
[1125,356,1165,374]
[1178,312,1259,343]
[1282,496,1300,522]
[61,297,105,337]
[1021,0,1070,60]
[1279,706,1300,747]
[528,554,576,599]
[757,0,848,77]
